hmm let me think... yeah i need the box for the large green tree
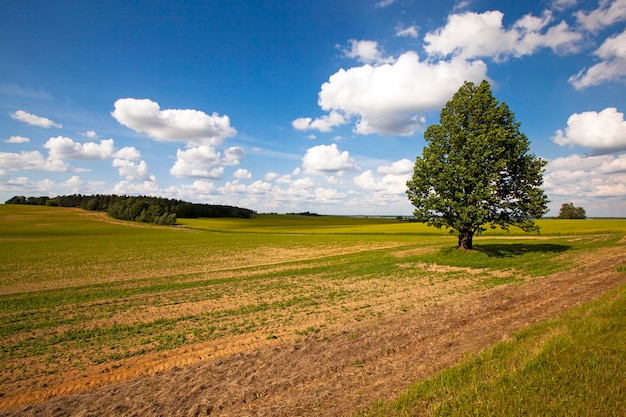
[406,80,549,250]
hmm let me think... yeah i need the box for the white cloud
[302,143,358,175]
[395,25,419,38]
[0,150,68,171]
[10,110,62,128]
[276,173,294,184]
[569,29,626,89]
[83,130,98,138]
[575,0,626,31]
[377,158,414,175]
[20,175,89,196]
[552,107,626,152]
[113,179,160,196]
[111,98,236,146]
[113,146,142,160]
[344,40,395,64]
[544,153,626,216]
[224,146,246,164]
[5,136,30,144]
[317,52,487,136]
[43,137,116,160]
[424,10,582,61]
[375,0,395,8]
[314,187,347,202]
[233,168,252,179]
[264,172,279,181]
[292,177,315,189]
[0,175,109,202]
[354,159,413,194]
[354,170,386,192]
[292,111,347,133]
[453,1,473,12]
[551,0,578,11]
[112,159,154,181]
[169,145,243,178]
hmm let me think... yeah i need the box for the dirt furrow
[3,249,625,417]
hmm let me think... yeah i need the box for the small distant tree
[557,203,587,219]
[406,80,549,250]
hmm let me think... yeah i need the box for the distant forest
[5,194,256,225]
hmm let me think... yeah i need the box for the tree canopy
[557,202,587,219]
[5,194,256,224]
[406,80,549,250]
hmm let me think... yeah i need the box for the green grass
[1,205,625,410]
[177,214,626,236]
[357,284,626,417]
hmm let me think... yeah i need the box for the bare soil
[2,247,625,417]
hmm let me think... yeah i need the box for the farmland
[1,205,625,416]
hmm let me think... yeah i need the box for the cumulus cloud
[552,107,626,153]
[0,150,68,171]
[544,153,626,215]
[26,175,86,195]
[112,159,154,181]
[224,146,246,164]
[292,111,347,133]
[114,146,142,160]
[424,10,582,61]
[314,187,347,202]
[302,143,358,175]
[113,179,160,196]
[575,0,626,31]
[10,110,62,128]
[233,168,252,179]
[5,136,30,144]
[316,52,487,136]
[344,40,395,64]
[354,159,413,194]
[111,98,236,146]
[44,137,113,160]
[42,137,134,160]
[377,158,414,175]
[169,145,243,178]
[569,29,626,89]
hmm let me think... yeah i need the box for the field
[0,205,625,416]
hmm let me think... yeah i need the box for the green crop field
[0,204,625,415]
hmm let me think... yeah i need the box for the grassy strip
[357,283,626,417]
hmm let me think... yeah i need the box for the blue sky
[1,0,625,216]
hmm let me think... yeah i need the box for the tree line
[5,194,256,224]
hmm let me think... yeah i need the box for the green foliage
[558,202,587,219]
[5,193,256,223]
[406,80,549,249]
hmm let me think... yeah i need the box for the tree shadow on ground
[474,243,571,258]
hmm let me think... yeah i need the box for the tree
[557,202,586,219]
[406,80,549,250]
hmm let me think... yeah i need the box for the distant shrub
[558,202,586,219]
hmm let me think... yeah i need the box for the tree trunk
[458,230,474,250]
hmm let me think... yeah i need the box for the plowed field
[1,207,625,416]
